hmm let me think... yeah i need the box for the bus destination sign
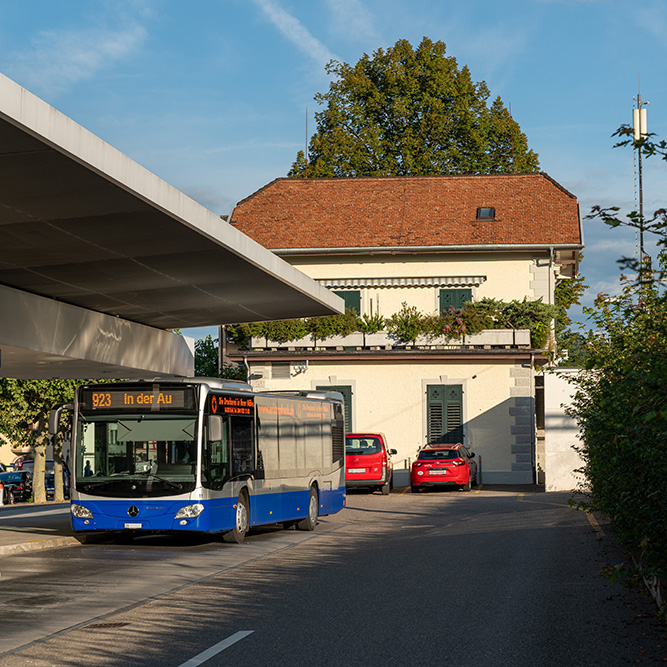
[209,394,255,416]
[80,387,196,412]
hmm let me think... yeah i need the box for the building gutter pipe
[272,243,584,256]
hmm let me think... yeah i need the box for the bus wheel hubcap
[237,501,248,532]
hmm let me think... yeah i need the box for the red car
[345,433,397,495]
[410,443,478,493]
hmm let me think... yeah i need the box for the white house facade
[228,174,583,484]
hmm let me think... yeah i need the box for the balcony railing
[250,329,532,351]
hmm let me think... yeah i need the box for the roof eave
[272,243,585,256]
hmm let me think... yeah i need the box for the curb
[0,536,82,559]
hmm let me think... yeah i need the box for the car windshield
[19,460,54,473]
[345,437,382,455]
[75,414,198,498]
[0,471,28,482]
[418,449,460,461]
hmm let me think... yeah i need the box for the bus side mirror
[49,404,73,436]
[207,415,223,442]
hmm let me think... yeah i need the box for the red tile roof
[230,173,582,250]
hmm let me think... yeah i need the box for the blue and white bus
[61,379,346,543]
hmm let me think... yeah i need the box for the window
[439,288,472,314]
[476,206,495,219]
[332,290,361,314]
[271,362,291,379]
[426,385,464,444]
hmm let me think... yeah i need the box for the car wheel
[381,480,390,495]
[223,491,250,543]
[461,475,472,492]
[411,485,420,493]
[296,486,318,531]
[4,488,14,505]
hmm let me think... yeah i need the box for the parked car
[0,470,33,503]
[345,433,397,495]
[410,443,478,493]
[13,458,70,499]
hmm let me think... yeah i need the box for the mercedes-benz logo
[128,506,139,517]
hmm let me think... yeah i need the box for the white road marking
[177,631,254,666]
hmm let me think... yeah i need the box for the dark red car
[345,433,397,495]
[410,443,477,493]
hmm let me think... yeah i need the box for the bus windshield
[76,414,198,498]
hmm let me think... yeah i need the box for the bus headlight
[71,504,93,519]
[175,503,204,519]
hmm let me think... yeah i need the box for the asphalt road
[0,487,664,666]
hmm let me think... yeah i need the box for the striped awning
[319,276,486,289]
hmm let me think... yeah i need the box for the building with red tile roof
[228,173,583,485]
[231,173,582,257]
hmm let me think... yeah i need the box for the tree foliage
[194,334,247,380]
[0,379,80,502]
[554,267,591,366]
[569,131,667,593]
[289,37,539,178]
[589,125,667,285]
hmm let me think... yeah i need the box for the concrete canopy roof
[0,74,342,378]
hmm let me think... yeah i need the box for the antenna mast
[632,85,648,276]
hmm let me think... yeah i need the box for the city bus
[53,379,346,543]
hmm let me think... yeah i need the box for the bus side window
[203,417,229,490]
[231,417,254,476]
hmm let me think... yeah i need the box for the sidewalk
[0,502,82,558]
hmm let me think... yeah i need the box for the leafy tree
[589,125,667,285]
[569,131,667,595]
[289,37,539,178]
[194,334,247,381]
[554,266,590,366]
[0,379,80,503]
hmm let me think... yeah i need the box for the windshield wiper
[146,474,183,491]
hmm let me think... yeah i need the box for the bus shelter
[0,73,342,379]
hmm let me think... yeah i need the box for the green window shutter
[333,290,361,314]
[317,385,352,432]
[439,289,472,314]
[426,385,463,444]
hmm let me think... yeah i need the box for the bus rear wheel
[296,486,318,531]
[223,491,249,544]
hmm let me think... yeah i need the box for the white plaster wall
[544,369,587,492]
[291,253,545,317]
[251,358,527,484]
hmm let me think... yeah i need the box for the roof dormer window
[476,206,495,220]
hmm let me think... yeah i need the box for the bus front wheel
[223,492,249,544]
[296,486,318,531]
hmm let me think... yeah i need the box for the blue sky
[1,0,665,341]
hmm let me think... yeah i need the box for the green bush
[387,302,424,343]
[569,284,667,586]
[227,298,558,349]
[308,308,359,339]
[358,312,386,334]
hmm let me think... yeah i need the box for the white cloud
[9,20,147,97]
[324,0,380,43]
[584,238,636,254]
[582,279,625,301]
[251,0,337,68]
[634,2,667,43]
